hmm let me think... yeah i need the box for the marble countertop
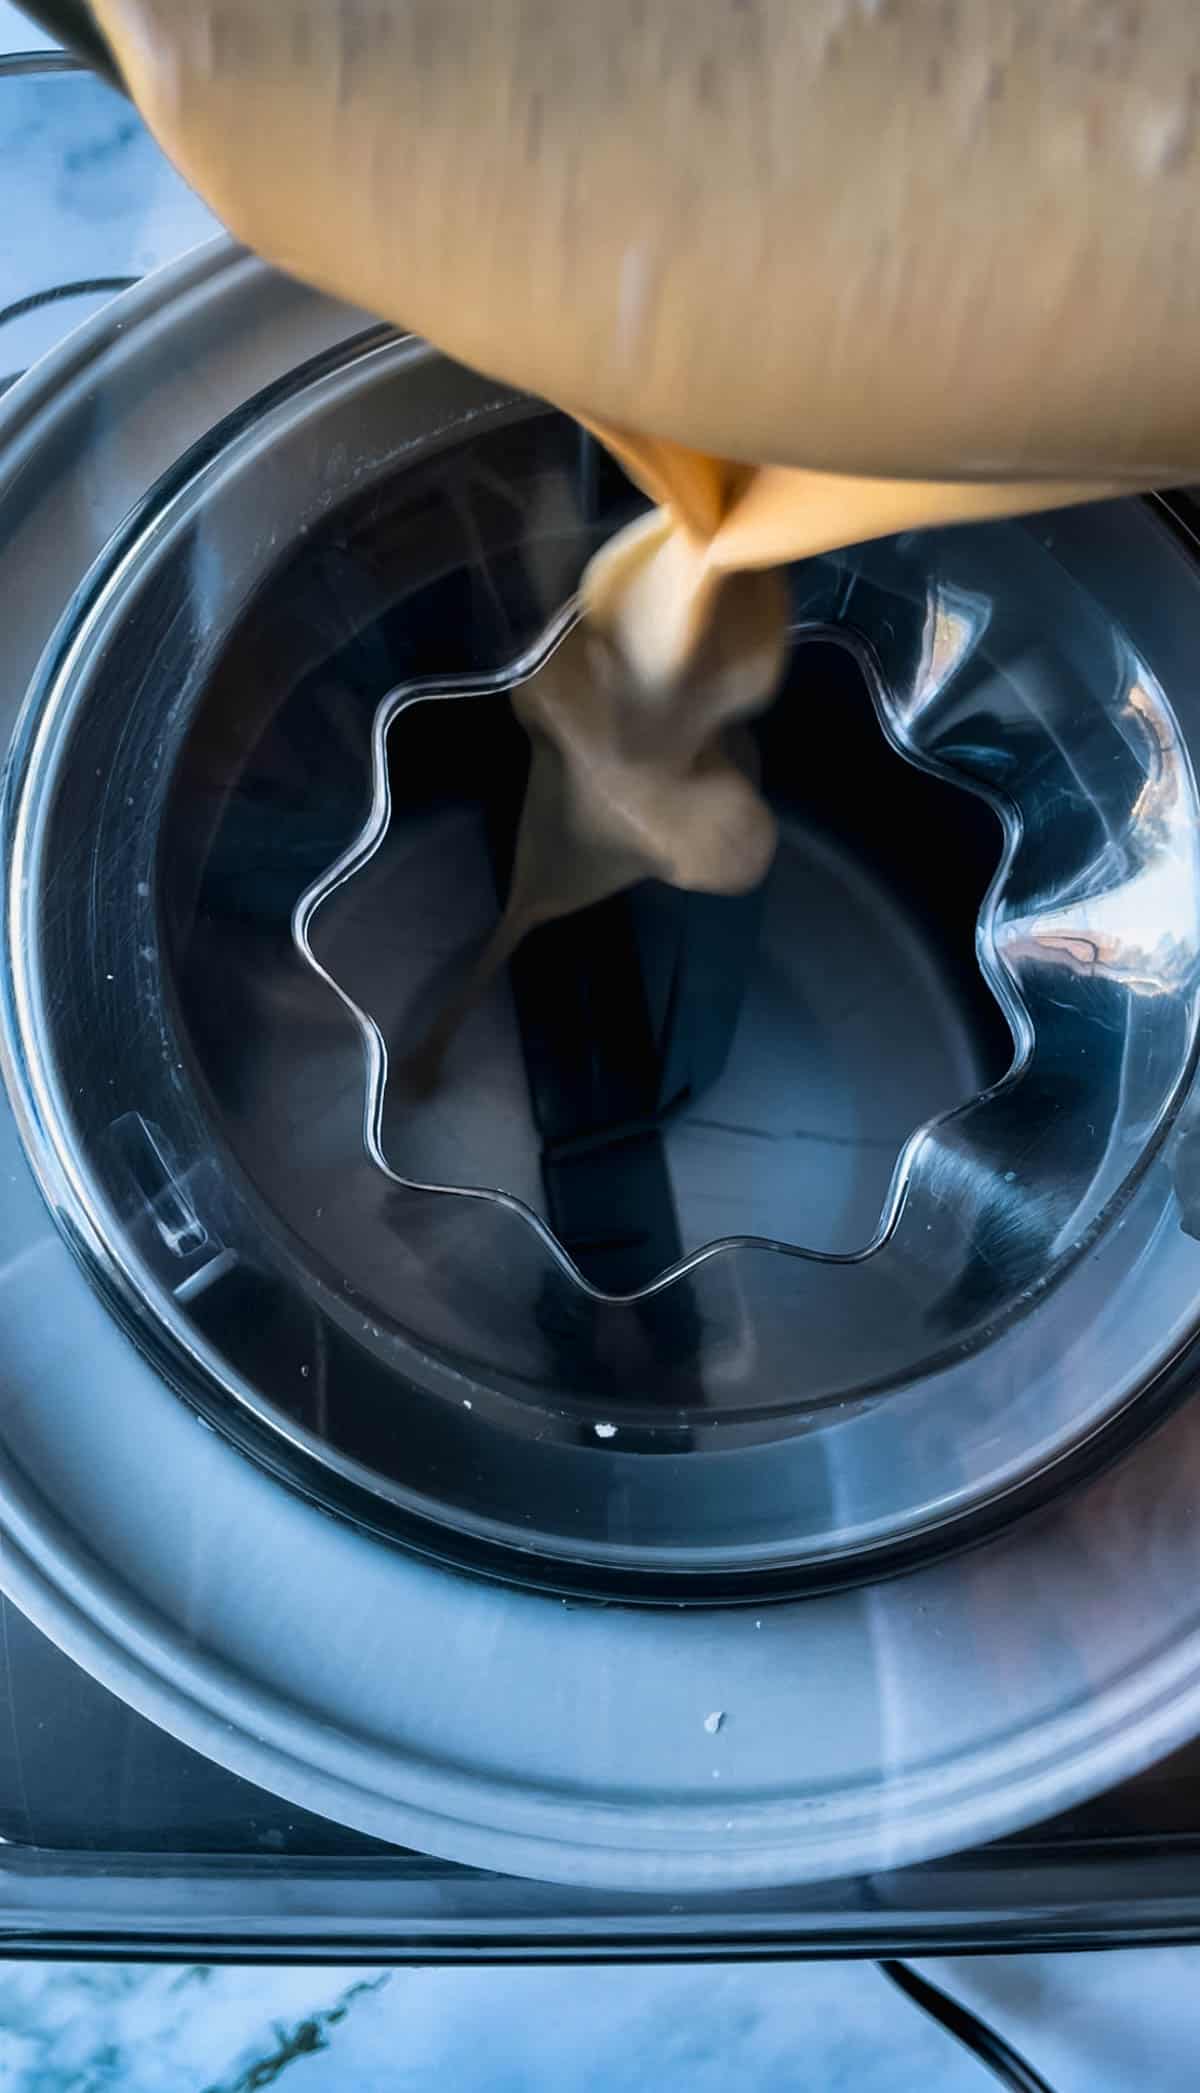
[2,10,1200,2088]
[0,1948,1197,2091]
[0,1949,1194,2093]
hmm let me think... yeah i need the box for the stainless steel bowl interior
[9,250,1200,1890]
[5,326,1200,1601]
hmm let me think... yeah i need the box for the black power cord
[0,277,139,334]
[879,1960,1057,2093]
[0,276,140,393]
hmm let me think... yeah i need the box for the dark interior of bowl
[17,361,1193,1597]
[162,419,1008,1301]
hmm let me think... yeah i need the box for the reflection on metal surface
[899,581,990,732]
[997,664,1200,1000]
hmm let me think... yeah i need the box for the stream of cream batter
[89,0,1199,1026]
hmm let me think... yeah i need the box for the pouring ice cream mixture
[92,0,1200,996]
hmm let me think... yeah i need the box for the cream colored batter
[90,0,1200,992]
[91,1,1200,482]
